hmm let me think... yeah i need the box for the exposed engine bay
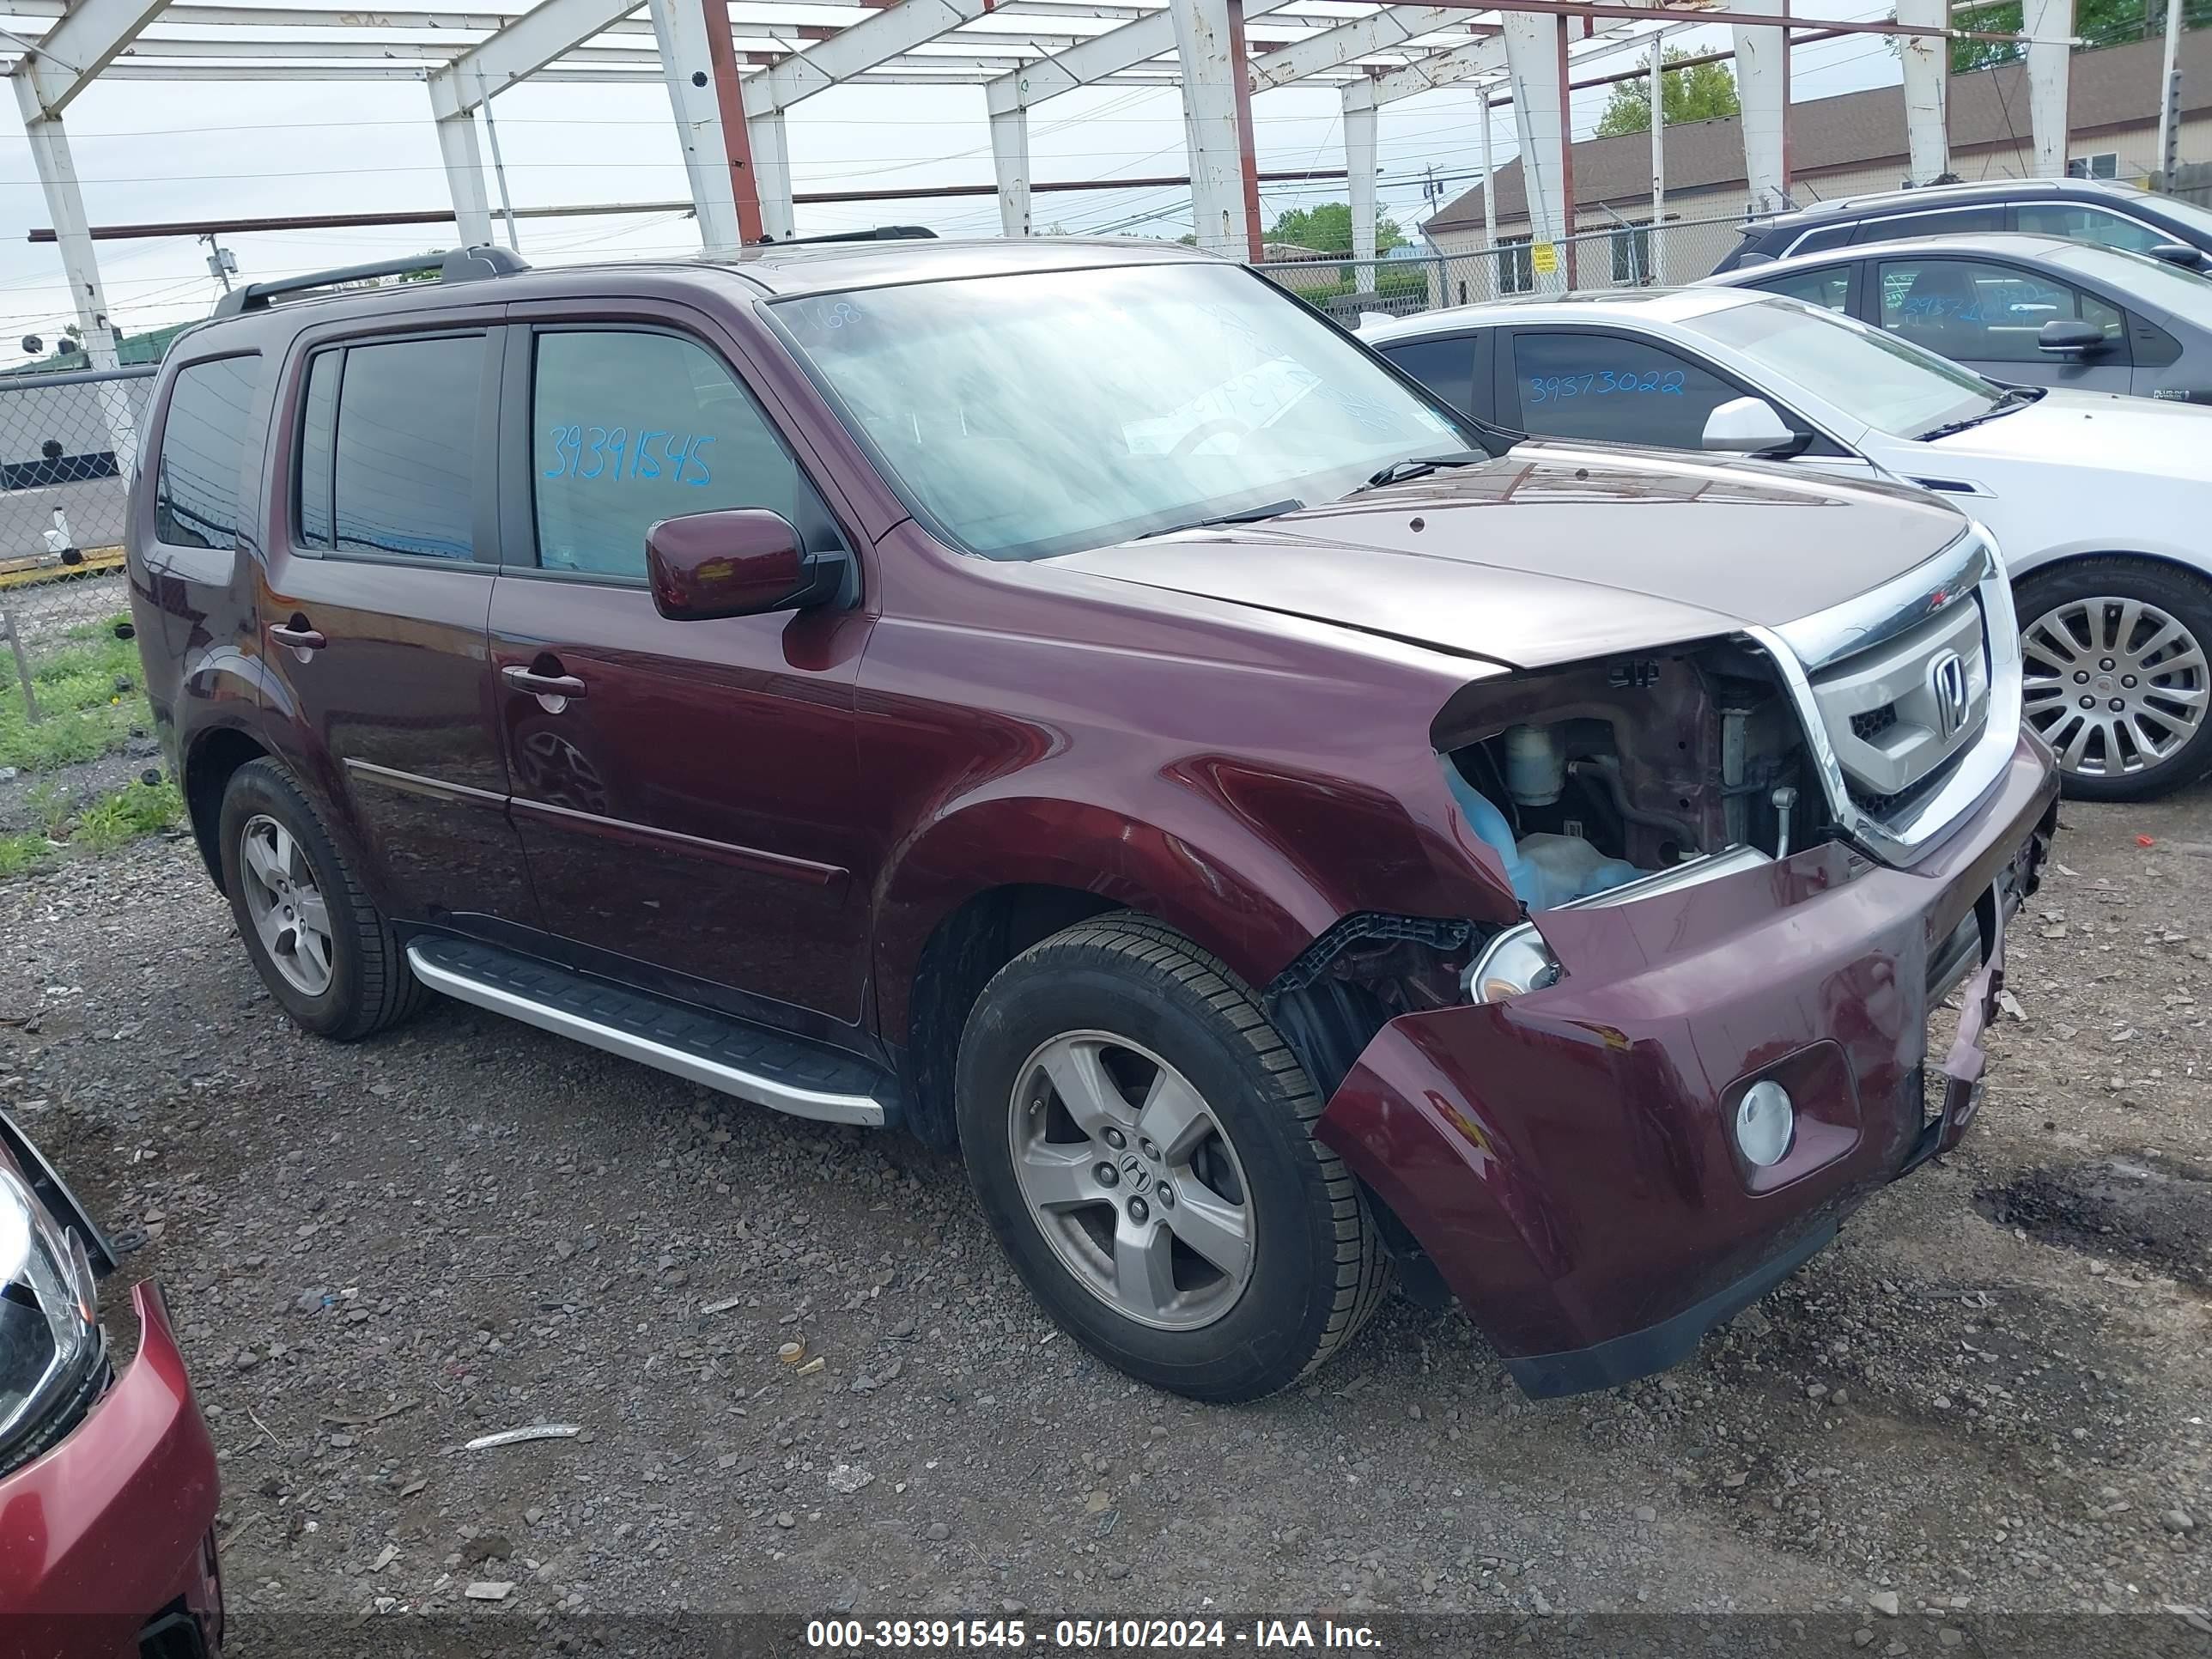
[1433,640,1829,908]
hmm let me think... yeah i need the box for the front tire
[2018,558,2212,800]
[216,759,425,1040]
[956,914,1387,1402]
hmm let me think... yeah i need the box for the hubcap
[238,814,335,996]
[2021,596,2207,778]
[1007,1032,1255,1332]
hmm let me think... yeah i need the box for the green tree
[1265,201,1407,254]
[1594,49,1741,137]
[1942,0,2206,72]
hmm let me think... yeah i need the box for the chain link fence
[1,365,155,576]
[1257,211,1760,325]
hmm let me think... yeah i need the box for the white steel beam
[428,0,638,114]
[9,0,167,115]
[1898,0,1949,183]
[11,89,137,464]
[434,100,496,245]
[1249,5,1461,93]
[1723,0,1787,214]
[743,0,991,114]
[1500,10,1566,292]
[1647,30,1663,282]
[983,0,1298,115]
[2023,0,2072,177]
[1343,78,1379,270]
[1168,0,1251,257]
[989,103,1030,234]
[647,0,737,252]
[1367,18,1659,107]
[750,106,794,239]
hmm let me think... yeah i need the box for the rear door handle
[267,622,326,651]
[501,665,588,700]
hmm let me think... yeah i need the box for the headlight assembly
[1463,922,1561,1004]
[0,1168,105,1476]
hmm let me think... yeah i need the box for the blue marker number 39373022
[543,425,717,487]
[1525,368,1686,404]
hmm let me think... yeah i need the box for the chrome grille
[1808,598,1990,807]
[1753,527,2024,867]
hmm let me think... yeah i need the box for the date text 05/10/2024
[803,1619,1382,1650]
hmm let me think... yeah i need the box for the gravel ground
[2,785,2208,1656]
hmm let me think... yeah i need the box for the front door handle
[268,621,326,652]
[501,665,588,701]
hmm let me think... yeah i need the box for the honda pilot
[127,239,2057,1401]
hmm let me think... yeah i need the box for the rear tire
[2016,558,2212,801]
[956,913,1387,1402]
[216,759,425,1040]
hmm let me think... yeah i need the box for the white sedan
[1363,290,2212,799]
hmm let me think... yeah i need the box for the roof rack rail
[753,226,937,246]
[212,245,529,318]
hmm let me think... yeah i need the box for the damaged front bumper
[1315,734,2058,1399]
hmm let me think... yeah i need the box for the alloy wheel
[1006,1031,1255,1332]
[2021,596,2208,779]
[237,813,336,996]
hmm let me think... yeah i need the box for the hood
[1055,443,1973,669]
[1923,387,2212,476]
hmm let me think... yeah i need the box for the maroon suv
[127,238,2056,1401]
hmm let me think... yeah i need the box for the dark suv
[1712,178,2212,273]
[128,239,2056,1401]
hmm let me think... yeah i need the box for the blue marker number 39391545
[543,425,717,487]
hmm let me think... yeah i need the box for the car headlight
[1463,921,1561,1003]
[0,1168,104,1475]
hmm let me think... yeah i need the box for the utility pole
[2156,0,2184,185]
[201,233,236,293]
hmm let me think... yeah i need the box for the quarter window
[1376,335,1477,416]
[1510,331,1741,448]
[155,356,261,551]
[1876,257,2125,362]
[331,336,483,561]
[530,330,830,580]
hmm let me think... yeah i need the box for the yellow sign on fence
[1530,242,1560,276]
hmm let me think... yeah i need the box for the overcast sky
[0,3,1907,365]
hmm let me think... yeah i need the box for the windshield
[1683,295,2004,438]
[2142,191,2212,243]
[2049,240,2212,324]
[771,262,1469,561]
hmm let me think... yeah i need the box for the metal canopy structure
[6,0,2078,376]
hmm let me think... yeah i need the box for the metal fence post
[3,608,38,723]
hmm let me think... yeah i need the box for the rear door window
[1851,204,2005,241]
[1376,334,1477,416]
[155,355,262,550]
[527,328,837,580]
[331,336,483,561]
[2016,203,2173,254]
[1507,331,1741,447]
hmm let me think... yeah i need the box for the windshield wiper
[1352,449,1494,493]
[1918,385,2044,442]
[1134,498,1304,539]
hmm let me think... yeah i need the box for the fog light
[1735,1079,1796,1168]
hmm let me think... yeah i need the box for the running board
[404,938,890,1127]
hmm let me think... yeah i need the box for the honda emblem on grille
[1928,649,1971,739]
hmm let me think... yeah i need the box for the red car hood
[1055,443,1974,669]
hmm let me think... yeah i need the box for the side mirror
[2147,242,2207,270]
[1701,395,1799,455]
[645,508,844,621]
[2038,318,2108,356]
